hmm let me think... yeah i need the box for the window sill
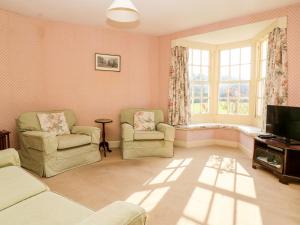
[176,123,261,137]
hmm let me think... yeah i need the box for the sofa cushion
[120,108,164,126]
[57,134,91,150]
[0,166,48,211]
[134,131,164,140]
[0,191,93,225]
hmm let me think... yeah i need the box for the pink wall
[0,9,160,146]
[158,3,300,114]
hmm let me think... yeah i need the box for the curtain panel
[168,46,191,126]
[262,27,288,130]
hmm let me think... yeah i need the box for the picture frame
[95,53,121,72]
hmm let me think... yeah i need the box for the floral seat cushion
[134,111,155,131]
[37,112,70,135]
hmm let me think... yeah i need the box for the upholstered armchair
[120,108,175,159]
[16,110,101,177]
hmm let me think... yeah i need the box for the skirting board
[174,139,252,158]
[109,140,252,158]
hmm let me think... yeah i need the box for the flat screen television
[266,105,300,144]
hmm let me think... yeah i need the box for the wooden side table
[94,119,113,157]
[0,130,10,150]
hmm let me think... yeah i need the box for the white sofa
[0,148,147,225]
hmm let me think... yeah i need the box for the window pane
[238,99,249,115]
[240,83,249,97]
[229,84,239,98]
[192,66,200,80]
[201,98,209,113]
[261,41,268,60]
[256,99,262,116]
[231,65,240,80]
[201,66,209,81]
[192,98,201,114]
[203,85,209,98]
[220,66,229,81]
[241,64,251,80]
[189,49,193,64]
[193,49,201,65]
[261,60,267,78]
[241,47,251,64]
[193,85,201,97]
[202,50,209,66]
[220,50,230,66]
[229,99,239,114]
[219,84,228,98]
[218,99,228,114]
[230,48,240,65]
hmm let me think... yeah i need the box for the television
[266,105,300,144]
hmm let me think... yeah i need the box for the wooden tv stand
[253,137,300,184]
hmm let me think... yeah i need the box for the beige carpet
[42,146,300,225]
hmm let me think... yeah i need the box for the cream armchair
[17,110,101,177]
[120,108,175,159]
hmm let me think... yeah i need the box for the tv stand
[253,137,300,184]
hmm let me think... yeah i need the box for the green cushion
[120,108,164,126]
[17,110,77,132]
[134,131,164,140]
[0,192,93,225]
[0,166,48,211]
[57,134,91,150]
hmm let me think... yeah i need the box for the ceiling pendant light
[107,0,139,23]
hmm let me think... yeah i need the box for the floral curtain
[262,27,288,130]
[168,46,191,126]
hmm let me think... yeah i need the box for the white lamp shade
[107,0,139,23]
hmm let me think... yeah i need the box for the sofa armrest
[77,201,146,225]
[121,123,134,142]
[21,131,58,154]
[157,123,175,141]
[71,126,100,144]
[0,148,20,168]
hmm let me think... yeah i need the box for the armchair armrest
[21,131,58,154]
[121,123,134,141]
[0,148,20,168]
[157,123,175,141]
[77,201,146,225]
[71,126,100,144]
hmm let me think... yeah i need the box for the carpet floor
[42,146,300,225]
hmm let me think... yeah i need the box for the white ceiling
[0,0,299,36]
[183,19,276,45]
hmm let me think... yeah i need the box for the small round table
[94,119,113,157]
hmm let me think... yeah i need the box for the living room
[0,1,300,225]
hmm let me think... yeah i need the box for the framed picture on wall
[95,53,121,72]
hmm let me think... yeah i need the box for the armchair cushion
[22,131,58,154]
[57,134,91,150]
[121,123,134,141]
[71,126,100,144]
[134,131,164,140]
[157,123,175,141]
[0,148,20,168]
[77,201,146,225]
[134,111,155,131]
[37,112,70,135]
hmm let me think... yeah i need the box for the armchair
[120,108,175,159]
[17,110,101,177]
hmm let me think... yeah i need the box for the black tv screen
[266,105,300,142]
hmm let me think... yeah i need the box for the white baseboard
[108,140,252,158]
